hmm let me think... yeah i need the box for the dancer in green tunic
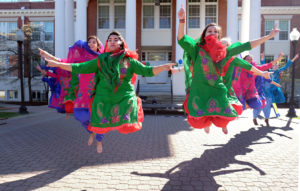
[45,31,174,134]
[177,5,279,134]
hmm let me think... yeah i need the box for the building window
[98,0,126,29]
[188,0,218,29]
[98,6,110,29]
[8,90,18,100]
[188,4,200,28]
[265,20,275,40]
[114,5,126,28]
[265,20,289,41]
[0,91,5,99]
[159,0,171,29]
[31,22,54,42]
[44,22,54,41]
[143,5,154,28]
[265,55,274,64]
[0,22,17,41]
[0,55,6,76]
[279,20,289,40]
[205,5,217,25]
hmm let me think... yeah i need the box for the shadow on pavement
[0,115,192,190]
[131,118,295,191]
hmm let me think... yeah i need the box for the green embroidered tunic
[71,52,154,133]
[178,35,251,119]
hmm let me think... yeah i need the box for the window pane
[189,5,200,28]
[160,5,171,28]
[143,0,154,2]
[114,0,125,3]
[0,91,5,99]
[160,0,171,2]
[31,22,42,41]
[265,21,274,31]
[189,0,200,2]
[265,55,274,64]
[279,20,288,30]
[99,0,109,3]
[143,6,154,28]
[7,22,17,40]
[205,5,216,17]
[205,5,216,25]
[114,6,125,28]
[44,22,53,41]
[98,6,109,29]
[279,31,288,40]
[148,52,166,61]
[32,56,41,77]
[205,0,217,2]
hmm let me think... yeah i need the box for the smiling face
[88,38,98,52]
[205,26,219,39]
[107,35,122,52]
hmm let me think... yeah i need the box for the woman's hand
[292,53,299,62]
[178,4,185,20]
[268,24,280,39]
[45,58,60,68]
[39,48,59,61]
[261,71,272,79]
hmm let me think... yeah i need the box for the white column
[227,0,238,43]
[65,0,75,54]
[125,1,136,51]
[176,0,186,63]
[241,0,250,43]
[173,0,186,96]
[75,0,87,41]
[250,0,261,64]
[55,0,65,58]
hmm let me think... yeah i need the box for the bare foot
[222,127,228,134]
[88,133,95,146]
[204,126,210,134]
[97,141,103,154]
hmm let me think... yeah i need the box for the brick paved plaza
[0,105,298,191]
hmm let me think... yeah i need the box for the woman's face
[205,26,219,39]
[245,56,253,64]
[88,38,98,52]
[107,35,121,52]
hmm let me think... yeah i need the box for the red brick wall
[0,2,54,9]
[87,0,97,38]
[136,0,142,60]
[218,0,227,37]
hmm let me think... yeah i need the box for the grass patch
[0,112,20,119]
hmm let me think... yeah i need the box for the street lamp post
[16,29,28,114]
[287,28,300,117]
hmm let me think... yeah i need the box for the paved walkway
[0,105,299,191]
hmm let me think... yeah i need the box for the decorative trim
[263,15,293,20]
[0,9,54,17]
[238,6,300,15]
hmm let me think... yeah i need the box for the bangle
[179,19,185,23]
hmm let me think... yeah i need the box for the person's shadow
[0,115,192,190]
[132,119,294,191]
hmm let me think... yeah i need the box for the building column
[226,0,238,43]
[125,0,136,51]
[241,0,250,43]
[173,0,186,96]
[65,0,75,54]
[76,0,87,41]
[55,0,65,58]
[250,0,261,63]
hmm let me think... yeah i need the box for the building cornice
[238,6,300,15]
[0,9,54,17]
